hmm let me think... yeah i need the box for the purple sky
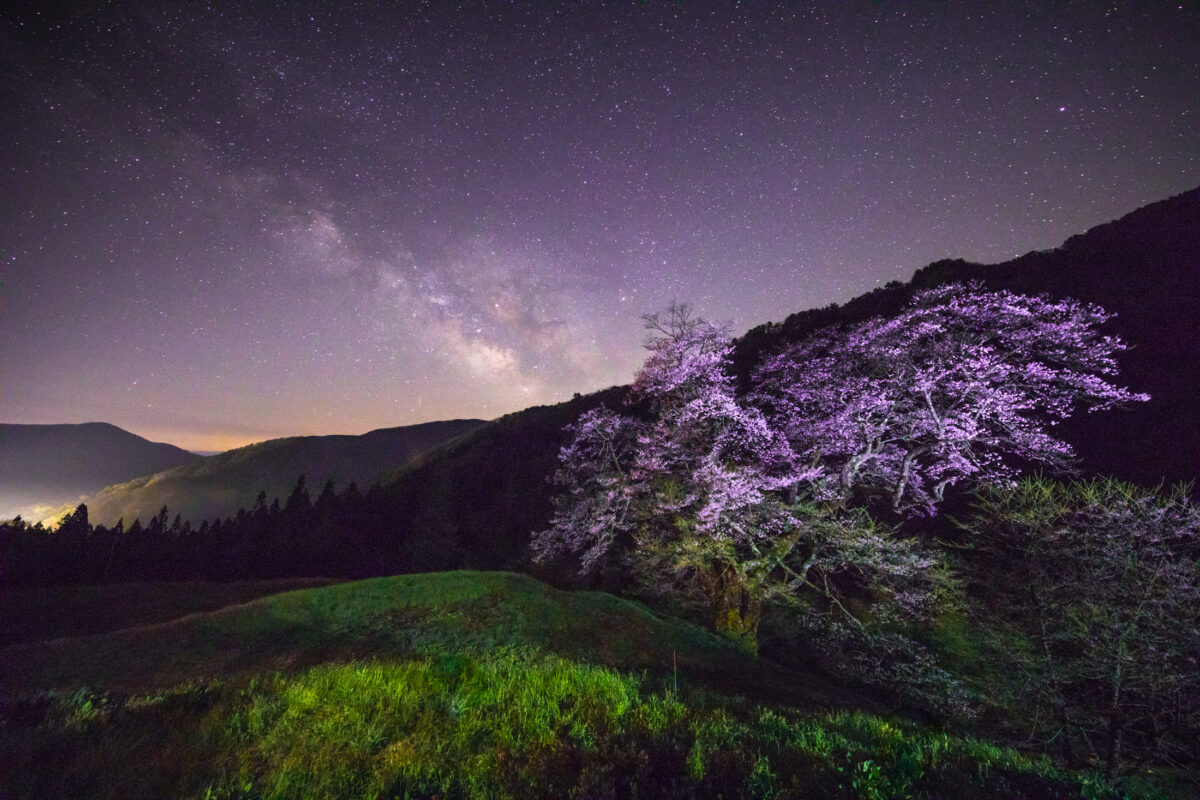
[2,2,1197,451]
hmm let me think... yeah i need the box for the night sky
[2,3,1196,452]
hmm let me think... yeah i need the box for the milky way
[2,3,1196,450]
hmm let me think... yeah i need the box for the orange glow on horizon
[135,428,277,454]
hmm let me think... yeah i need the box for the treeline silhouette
[0,475,469,585]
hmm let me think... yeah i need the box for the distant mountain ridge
[81,419,485,526]
[0,422,200,522]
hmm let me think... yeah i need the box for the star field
[2,2,1196,451]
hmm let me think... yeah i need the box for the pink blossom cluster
[750,282,1148,514]
[535,303,816,574]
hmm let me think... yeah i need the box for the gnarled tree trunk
[708,563,761,653]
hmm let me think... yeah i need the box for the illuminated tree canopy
[535,286,1148,649]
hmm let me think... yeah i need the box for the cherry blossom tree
[750,282,1149,514]
[534,304,938,650]
[535,285,1152,716]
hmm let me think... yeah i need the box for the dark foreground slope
[0,422,201,522]
[0,572,1105,799]
[377,190,1199,577]
[0,578,334,647]
[81,419,485,526]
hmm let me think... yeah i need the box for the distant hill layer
[82,419,485,526]
[375,188,1199,576]
[0,422,201,521]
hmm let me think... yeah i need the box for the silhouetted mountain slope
[0,423,200,521]
[736,187,1200,490]
[377,388,629,573]
[377,189,1198,575]
[82,419,485,526]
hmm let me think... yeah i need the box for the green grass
[0,571,1157,798]
[226,655,1097,799]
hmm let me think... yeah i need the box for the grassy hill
[0,571,1124,799]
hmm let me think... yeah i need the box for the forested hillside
[79,419,485,526]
